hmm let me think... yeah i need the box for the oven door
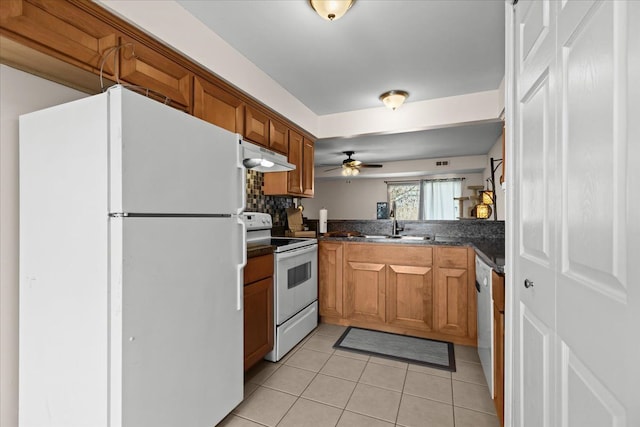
[274,244,318,325]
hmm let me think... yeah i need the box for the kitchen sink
[363,235,432,241]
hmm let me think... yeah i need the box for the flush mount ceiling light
[309,0,355,21]
[379,90,409,110]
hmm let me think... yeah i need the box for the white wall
[303,173,484,220]
[483,134,506,220]
[98,1,503,140]
[0,65,87,427]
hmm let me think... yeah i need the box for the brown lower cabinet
[243,253,274,371]
[319,241,477,346]
[492,270,505,426]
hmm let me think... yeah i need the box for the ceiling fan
[325,151,383,176]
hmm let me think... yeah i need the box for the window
[387,182,420,220]
[387,178,463,220]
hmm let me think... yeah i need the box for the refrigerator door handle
[236,135,247,215]
[236,216,247,311]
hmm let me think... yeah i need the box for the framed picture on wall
[376,202,389,219]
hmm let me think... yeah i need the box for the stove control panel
[243,212,272,231]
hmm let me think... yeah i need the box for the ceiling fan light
[309,0,354,21]
[379,90,409,110]
[342,167,352,176]
[351,168,359,176]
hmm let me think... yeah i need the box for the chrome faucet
[392,218,404,235]
[389,201,404,235]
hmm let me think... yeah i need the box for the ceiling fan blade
[360,164,383,168]
[324,166,343,172]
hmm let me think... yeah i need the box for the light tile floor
[218,323,499,427]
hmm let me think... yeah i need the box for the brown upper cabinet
[1,0,315,162]
[193,76,244,134]
[118,36,192,110]
[287,130,304,194]
[244,105,269,147]
[244,106,288,155]
[0,0,118,79]
[302,138,314,196]
[268,118,289,155]
[263,130,315,198]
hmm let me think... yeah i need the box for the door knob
[524,279,534,288]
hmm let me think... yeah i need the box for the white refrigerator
[19,86,246,427]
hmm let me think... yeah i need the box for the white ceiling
[174,0,506,167]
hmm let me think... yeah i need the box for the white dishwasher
[476,255,493,395]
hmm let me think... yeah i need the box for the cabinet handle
[524,279,534,288]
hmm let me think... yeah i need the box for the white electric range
[243,212,318,362]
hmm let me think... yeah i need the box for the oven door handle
[277,244,317,260]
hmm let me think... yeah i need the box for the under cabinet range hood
[241,140,295,172]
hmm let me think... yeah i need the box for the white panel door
[513,1,558,425]
[556,1,638,426]
[108,86,245,215]
[109,216,245,427]
[511,1,640,426]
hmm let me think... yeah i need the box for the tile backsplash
[245,170,293,227]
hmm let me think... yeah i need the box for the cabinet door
[193,76,244,134]
[387,264,433,331]
[434,247,470,337]
[434,267,468,337]
[344,261,386,323]
[302,138,314,196]
[119,37,192,110]
[268,118,288,154]
[0,0,118,77]
[287,130,304,194]
[244,105,268,146]
[319,242,343,318]
[243,277,274,371]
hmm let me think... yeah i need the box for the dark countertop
[319,235,505,274]
[247,243,276,259]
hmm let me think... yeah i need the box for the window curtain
[422,179,462,220]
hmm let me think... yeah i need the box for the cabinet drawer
[346,243,433,266]
[435,246,467,268]
[244,253,274,285]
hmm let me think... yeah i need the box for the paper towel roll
[319,208,328,234]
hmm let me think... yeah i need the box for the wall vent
[436,160,449,166]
